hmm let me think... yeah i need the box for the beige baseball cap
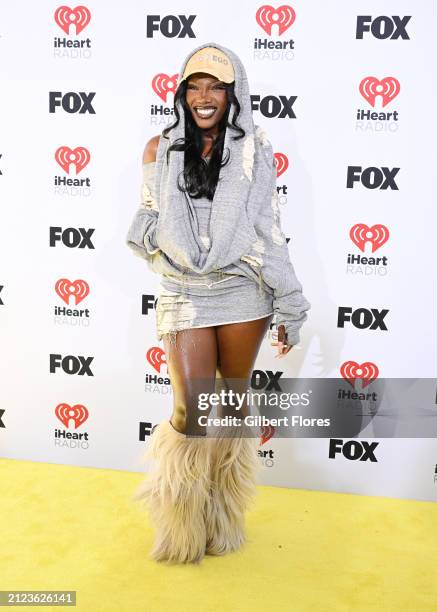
[180,46,235,84]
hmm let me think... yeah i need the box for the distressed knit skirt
[156,270,274,344]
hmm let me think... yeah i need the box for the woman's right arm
[126,135,161,261]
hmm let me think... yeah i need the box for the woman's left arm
[249,157,311,348]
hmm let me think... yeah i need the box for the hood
[173,41,255,142]
[153,42,275,274]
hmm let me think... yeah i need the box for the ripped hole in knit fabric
[163,329,197,356]
[157,290,197,355]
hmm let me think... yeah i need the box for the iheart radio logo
[340,361,379,389]
[274,152,289,177]
[55,146,90,174]
[146,346,167,374]
[55,403,89,428]
[260,424,275,445]
[152,73,179,103]
[55,279,90,305]
[256,5,296,36]
[54,5,91,36]
[359,77,400,108]
[349,224,390,253]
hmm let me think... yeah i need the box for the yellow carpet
[0,458,436,612]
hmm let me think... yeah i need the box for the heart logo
[349,224,390,253]
[256,5,296,36]
[146,346,167,374]
[55,403,89,428]
[55,146,90,174]
[274,152,289,177]
[55,279,90,305]
[54,6,92,36]
[152,73,179,103]
[340,361,379,389]
[359,77,400,108]
[260,424,275,445]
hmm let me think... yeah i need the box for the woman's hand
[271,324,293,358]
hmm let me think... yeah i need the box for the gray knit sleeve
[126,162,161,260]
[244,156,311,346]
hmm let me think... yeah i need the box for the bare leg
[216,314,273,419]
[135,317,272,563]
[134,326,219,563]
[162,327,218,435]
[206,314,273,555]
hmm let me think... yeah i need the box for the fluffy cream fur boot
[205,423,260,556]
[133,419,213,564]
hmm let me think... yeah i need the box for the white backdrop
[0,1,436,502]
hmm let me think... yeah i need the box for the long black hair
[162,79,246,200]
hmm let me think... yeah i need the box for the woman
[126,42,311,564]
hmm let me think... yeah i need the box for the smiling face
[185,72,229,134]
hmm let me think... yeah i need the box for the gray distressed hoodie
[126,41,311,346]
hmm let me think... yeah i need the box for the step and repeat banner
[1,1,436,502]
